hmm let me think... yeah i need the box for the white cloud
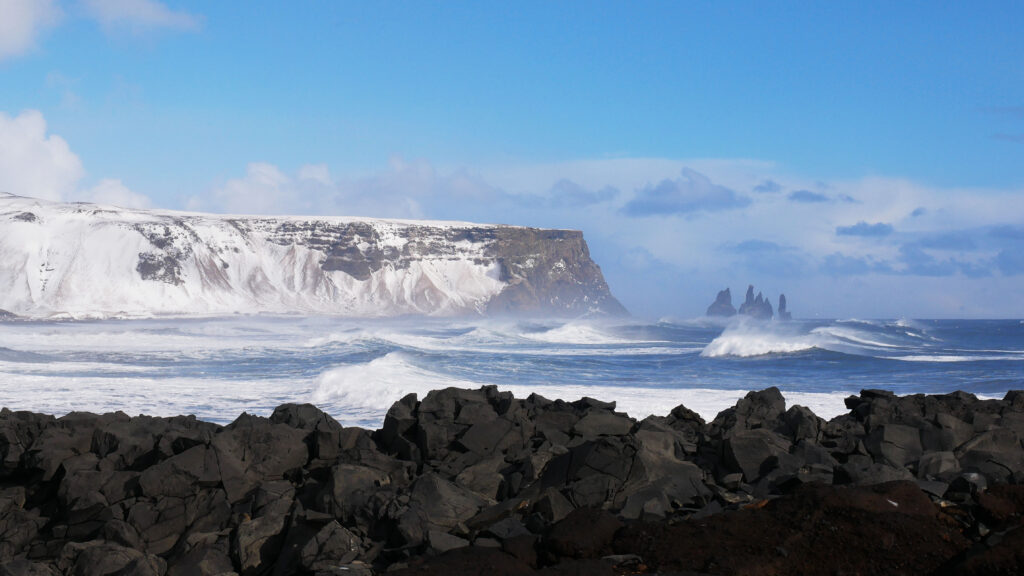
[199,158,1024,270]
[194,162,326,215]
[83,178,152,209]
[0,109,153,209]
[183,155,1024,316]
[0,0,61,61]
[207,162,292,214]
[80,0,202,33]
[0,110,83,200]
[195,158,503,220]
[0,0,200,62]
[335,157,500,218]
[621,168,751,216]
[298,163,332,185]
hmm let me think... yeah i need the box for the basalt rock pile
[3,387,1024,575]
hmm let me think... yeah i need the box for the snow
[0,193,510,318]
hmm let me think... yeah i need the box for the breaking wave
[701,329,820,357]
[701,319,930,358]
[0,316,1020,428]
[310,352,480,426]
[519,322,645,345]
[309,351,855,428]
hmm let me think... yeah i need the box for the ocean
[1,316,1021,428]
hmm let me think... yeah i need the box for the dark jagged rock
[778,293,792,320]
[3,386,1024,574]
[737,284,774,319]
[614,481,969,576]
[705,288,736,317]
[544,508,622,559]
[709,285,792,320]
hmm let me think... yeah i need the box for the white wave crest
[836,318,881,327]
[310,352,479,425]
[309,352,855,427]
[521,323,641,345]
[701,324,820,357]
[809,326,901,349]
[701,319,923,358]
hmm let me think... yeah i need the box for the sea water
[0,316,1021,428]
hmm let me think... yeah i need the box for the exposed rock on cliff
[0,193,625,318]
[483,228,626,316]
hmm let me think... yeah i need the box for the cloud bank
[0,110,83,200]
[81,0,203,33]
[622,168,751,216]
[788,189,830,203]
[0,0,61,61]
[0,0,199,62]
[2,108,1021,316]
[836,222,894,237]
[0,109,150,207]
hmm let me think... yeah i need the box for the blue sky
[1,1,1023,318]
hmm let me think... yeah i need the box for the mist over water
[0,316,1020,428]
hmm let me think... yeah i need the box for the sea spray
[0,316,1019,427]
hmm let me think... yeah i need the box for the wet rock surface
[3,386,1024,574]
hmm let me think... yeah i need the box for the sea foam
[309,351,854,427]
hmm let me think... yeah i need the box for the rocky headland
[0,194,626,319]
[3,387,1024,575]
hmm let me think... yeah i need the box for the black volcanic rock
[745,290,774,319]
[705,288,737,317]
[3,387,1024,574]
[733,284,775,319]
[778,293,792,320]
[742,285,755,309]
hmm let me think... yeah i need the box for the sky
[1,1,1023,319]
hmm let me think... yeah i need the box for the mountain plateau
[0,193,625,319]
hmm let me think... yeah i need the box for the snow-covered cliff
[0,193,625,319]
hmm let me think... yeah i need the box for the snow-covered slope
[0,193,625,319]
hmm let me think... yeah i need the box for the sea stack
[778,294,792,320]
[737,284,774,319]
[705,288,737,316]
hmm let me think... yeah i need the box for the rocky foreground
[4,388,1024,575]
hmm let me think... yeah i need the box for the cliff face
[484,228,626,316]
[0,194,625,318]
